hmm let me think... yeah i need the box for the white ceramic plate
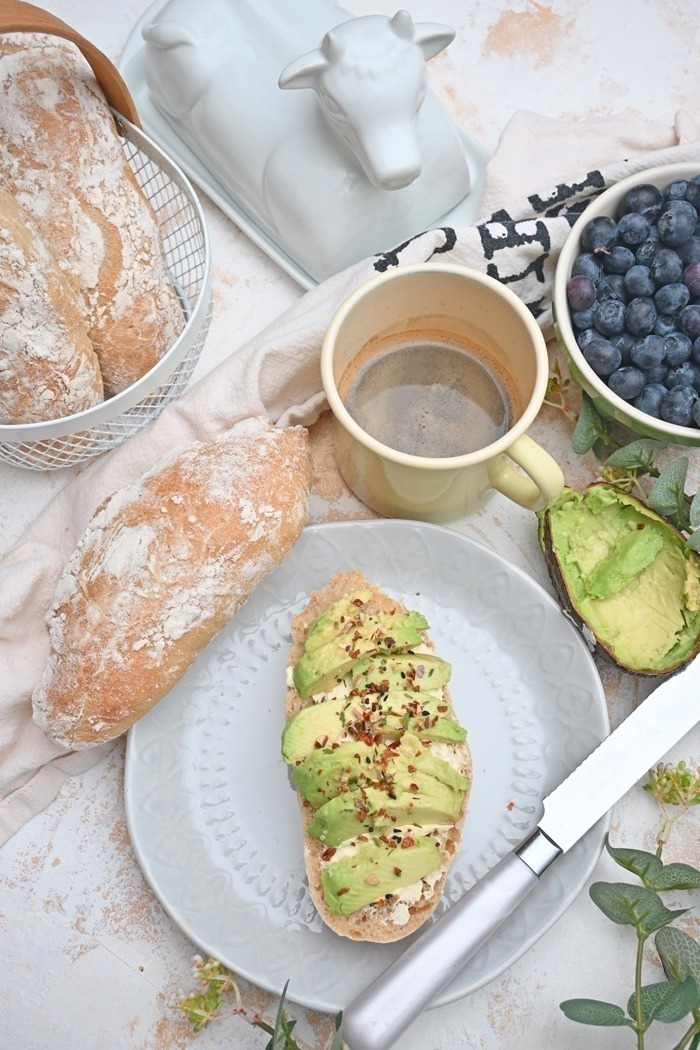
[119,0,489,290]
[124,520,609,1013]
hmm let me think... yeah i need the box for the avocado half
[538,483,700,675]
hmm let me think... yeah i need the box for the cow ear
[142,20,197,49]
[413,21,455,61]
[278,48,328,90]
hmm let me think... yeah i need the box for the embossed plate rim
[124,519,609,1012]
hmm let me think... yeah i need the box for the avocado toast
[282,570,472,942]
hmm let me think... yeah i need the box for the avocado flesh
[346,653,451,694]
[281,691,466,765]
[303,589,374,652]
[292,733,468,809]
[293,619,428,699]
[322,835,443,916]
[542,485,700,673]
[307,777,466,846]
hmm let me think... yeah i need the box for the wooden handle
[0,0,141,126]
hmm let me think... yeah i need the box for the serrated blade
[540,662,699,852]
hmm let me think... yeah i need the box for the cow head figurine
[278,10,455,192]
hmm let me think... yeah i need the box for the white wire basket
[0,111,212,471]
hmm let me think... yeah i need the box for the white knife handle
[342,829,561,1050]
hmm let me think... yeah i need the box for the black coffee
[340,334,517,458]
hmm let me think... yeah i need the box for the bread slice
[285,570,472,942]
[33,418,311,749]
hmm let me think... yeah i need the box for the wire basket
[0,112,212,471]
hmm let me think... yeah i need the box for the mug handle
[487,433,564,512]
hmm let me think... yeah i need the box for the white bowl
[553,162,700,447]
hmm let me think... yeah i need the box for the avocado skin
[539,483,700,675]
[321,835,443,915]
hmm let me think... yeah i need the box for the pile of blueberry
[566,173,700,428]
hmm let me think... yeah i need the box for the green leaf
[605,439,666,473]
[656,926,700,987]
[647,457,691,529]
[686,529,700,551]
[690,489,700,528]
[330,1013,344,1050]
[571,392,613,455]
[560,998,632,1026]
[605,840,700,890]
[589,881,688,935]
[266,981,299,1050]
[627,977,699,1025]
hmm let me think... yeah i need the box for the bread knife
[342,660,699,1050]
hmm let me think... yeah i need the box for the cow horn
[413,21,456,61]
[390,10,415,40]
[321,28,347,61]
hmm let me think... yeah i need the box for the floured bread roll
[0,187,103,423]
[32,418,311,749]
[0,33,184,396]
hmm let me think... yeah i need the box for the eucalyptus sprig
[560,771,700,1049]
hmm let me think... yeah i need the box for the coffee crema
[339,332,519,458]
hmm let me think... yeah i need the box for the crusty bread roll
[285,571,472,942]
[32,418,311,749]
[0,187,103,423]
[0,33,184,396]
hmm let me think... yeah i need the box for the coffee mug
[320,262,564,522]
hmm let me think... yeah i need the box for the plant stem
[670,1022,700,1050]
[635,932,646,1049]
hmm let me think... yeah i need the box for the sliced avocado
[293,617,428,699]
[281,691,465,765]
[347,653,451,695]
[303,589,374,652]
[292,732,468,809]
[307,775,466,846]
[321,835,443,915]
[539,483,700,674]
[291,741,380,808]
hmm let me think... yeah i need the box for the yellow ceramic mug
[321,263,564,522]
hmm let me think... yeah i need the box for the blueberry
[666,361,700,389]
[566,275,597,311]
[654,313,678,337]
[602,245,636,275]
[583,338,622,377]
[572,252,604,282]
[660,384,698,426]
[581,215,618,253]
[634,383,667,418]
[677,236,700,266]
[624,264,656,298]
[664,179,689,201]
[657,200,698,247]
[616,211,650,247]
[608,366,646,400]
[618,184,664,222]
[650,247,684,285]
[663,332,693,366]
[693,399,700,428]
[625,297,657,336]
[636,238,661,266]
[679,304,700,340]
[594,298,627,336]
[684,175,700,208]
[630,334,666,370]
[571,306,597,330]
[577,327,598,351]
[597,274,628,302]
[683,262,700,297]
[612,330,636,363]
[642,362,669,385]
[654,282,690,316]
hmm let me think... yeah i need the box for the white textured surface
[1,2,700,1049]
